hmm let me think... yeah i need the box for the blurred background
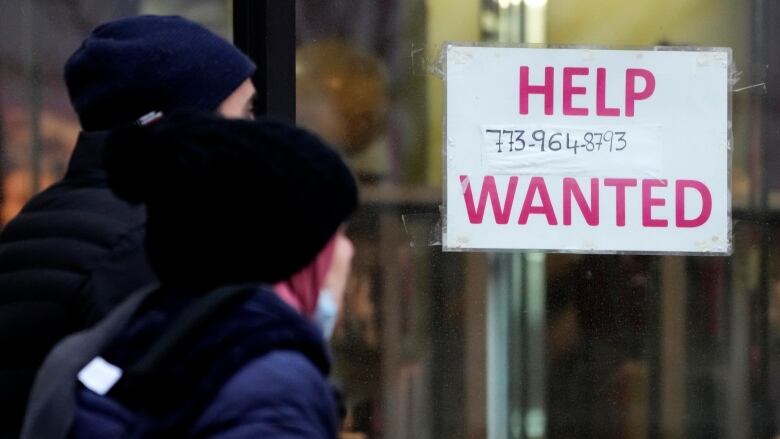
[1,0,778,438]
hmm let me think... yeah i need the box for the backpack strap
[125,284,255,376]
[21,282,159,439]
[107,284,256,409]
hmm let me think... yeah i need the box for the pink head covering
[273,234,338,318]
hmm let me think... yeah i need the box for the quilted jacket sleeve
[76,222,156,325]
[193,350,339,439]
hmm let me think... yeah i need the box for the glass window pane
[0,0,231,223]
[297,1,779,439]
[2,1,777,438]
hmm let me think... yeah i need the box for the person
[59,111,357,437]
[0,15,256,438]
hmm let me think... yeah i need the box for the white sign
[443,45,731,254]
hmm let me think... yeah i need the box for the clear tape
[731,63,768,94]
[411,45,428,77]
[401,211,442,247]
[729,68,743,86]
[733,83,767,93]
[412,43,447,78]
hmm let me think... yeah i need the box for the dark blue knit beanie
[65,15,256,131]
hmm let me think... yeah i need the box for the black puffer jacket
[0,131,155,439]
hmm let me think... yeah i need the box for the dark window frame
[233,0,296,123]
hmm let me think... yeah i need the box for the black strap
[129,284,255,374]
[107,284,257,412]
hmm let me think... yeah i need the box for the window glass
[297,1,779,439]
[1,1,777,438]
[0,0,231,223]
[296,2,481,437]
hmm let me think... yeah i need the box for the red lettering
[642,179,668,227]
[518,177,558,225]
[604,178,637,227]
[460,176,709,229]
[596,68,620,116]
[676,180,712,227]
[461,175,518,224]
[563,67,589,116]
[625,68,656,117]
[563,178,599,225]
[519,66,554,115]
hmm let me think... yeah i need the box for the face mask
[314,288,339,340]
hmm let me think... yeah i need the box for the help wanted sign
[443,45,731,254]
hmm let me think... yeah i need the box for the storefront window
[2,1,779,438]
[0,0,232,223]
[295,1,779,438]
[295,3,471,437]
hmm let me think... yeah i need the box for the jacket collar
[64,130,111,180]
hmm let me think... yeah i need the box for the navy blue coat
[0,132,155,439]
[69,287,339,439]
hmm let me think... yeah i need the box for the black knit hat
[65,15,256,131]
[104,112,358,291]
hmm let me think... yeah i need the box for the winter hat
[104,111,358,292]
[65,15,256,131]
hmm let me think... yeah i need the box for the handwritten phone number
[485,129,628,154]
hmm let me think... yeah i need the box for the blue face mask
[314,288,339,340]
